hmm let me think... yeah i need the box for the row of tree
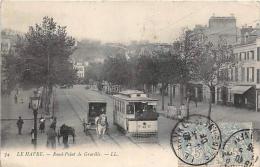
[85,30,234,118]
[3,17,78,113]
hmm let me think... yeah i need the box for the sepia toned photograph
[1,1,260,167]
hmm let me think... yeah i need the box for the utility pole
[47,46,50,115]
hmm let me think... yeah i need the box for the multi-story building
[206,15,237,45]
[73,62,85,79]
[184,15,239,103]
[216,25,260,111]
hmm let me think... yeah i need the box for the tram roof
[87,99,106,103]
[119,90,144,95]
[113,94,158,101]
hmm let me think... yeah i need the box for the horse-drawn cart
[83,100,107,131]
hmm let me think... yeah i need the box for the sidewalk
[150,93,260,128]
[1,89,54,148]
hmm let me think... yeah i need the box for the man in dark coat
[60,124,69,148]
[46,126,57,149]
[14,94,18,104]
[50,117,57,130]
[63,135,69,148]
[16,116,24,135]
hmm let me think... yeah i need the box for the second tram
[113,90,159,135]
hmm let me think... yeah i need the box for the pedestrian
[39,116,45,133]
[82,118,87,132]
[46,126,57,149]
[50,117,57,130]
[14,94,18,104]
[63,135,69,148]
[95,116,100,138]
[194,98,198,108]
[16,116,24,135]
[31,128,36,144]
[96,111,108,140]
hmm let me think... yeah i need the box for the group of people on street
[16,109,109,148]
[16,116,62,148]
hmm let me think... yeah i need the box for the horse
[57,124,76,144]
[96,114,108,139]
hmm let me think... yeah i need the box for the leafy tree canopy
[16,16,76,87]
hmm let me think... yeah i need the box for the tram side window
[127,103,134,114]
[114,100,116,111]
[117,100,119,111]
[120,101,123,112]
[118,101,121,112]
[120,101,124,113]
[117,101,120,112]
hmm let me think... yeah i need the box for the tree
[103,53,131,86]
[17,16,76,86]
[1,29,22,94]
[136,54,159,92]
[1,51,19,94]
[193,39,233,119]
[171,29,212,117]
[156,51,180,110]
[16,16,76,112]
[84,62,104,83]
[175,30,205,105]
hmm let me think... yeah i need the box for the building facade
[206,15,237,45]
[216,35,260,111]
[73,62,85,79]
[185,15,238,103]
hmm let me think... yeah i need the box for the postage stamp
[170,114,222,166]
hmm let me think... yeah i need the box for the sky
[1,1,260,43]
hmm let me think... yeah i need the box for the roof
[113,94,158,101]
[119,90,144,95]
[87,99,106,103]
[231,85,252,94]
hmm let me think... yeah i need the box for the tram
[112,90,159,135]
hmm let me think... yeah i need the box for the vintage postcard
[1,1,260,167]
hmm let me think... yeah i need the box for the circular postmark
[222,129,254,167]
[170,114,222,166]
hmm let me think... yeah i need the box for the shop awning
[231,86,252,94]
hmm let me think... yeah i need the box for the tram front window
[134,102,158,120]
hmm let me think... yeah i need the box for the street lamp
[30,90,40,148]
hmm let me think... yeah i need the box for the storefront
[187,83,203,102]
[256,89,260,112]
[231,85,255,110]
